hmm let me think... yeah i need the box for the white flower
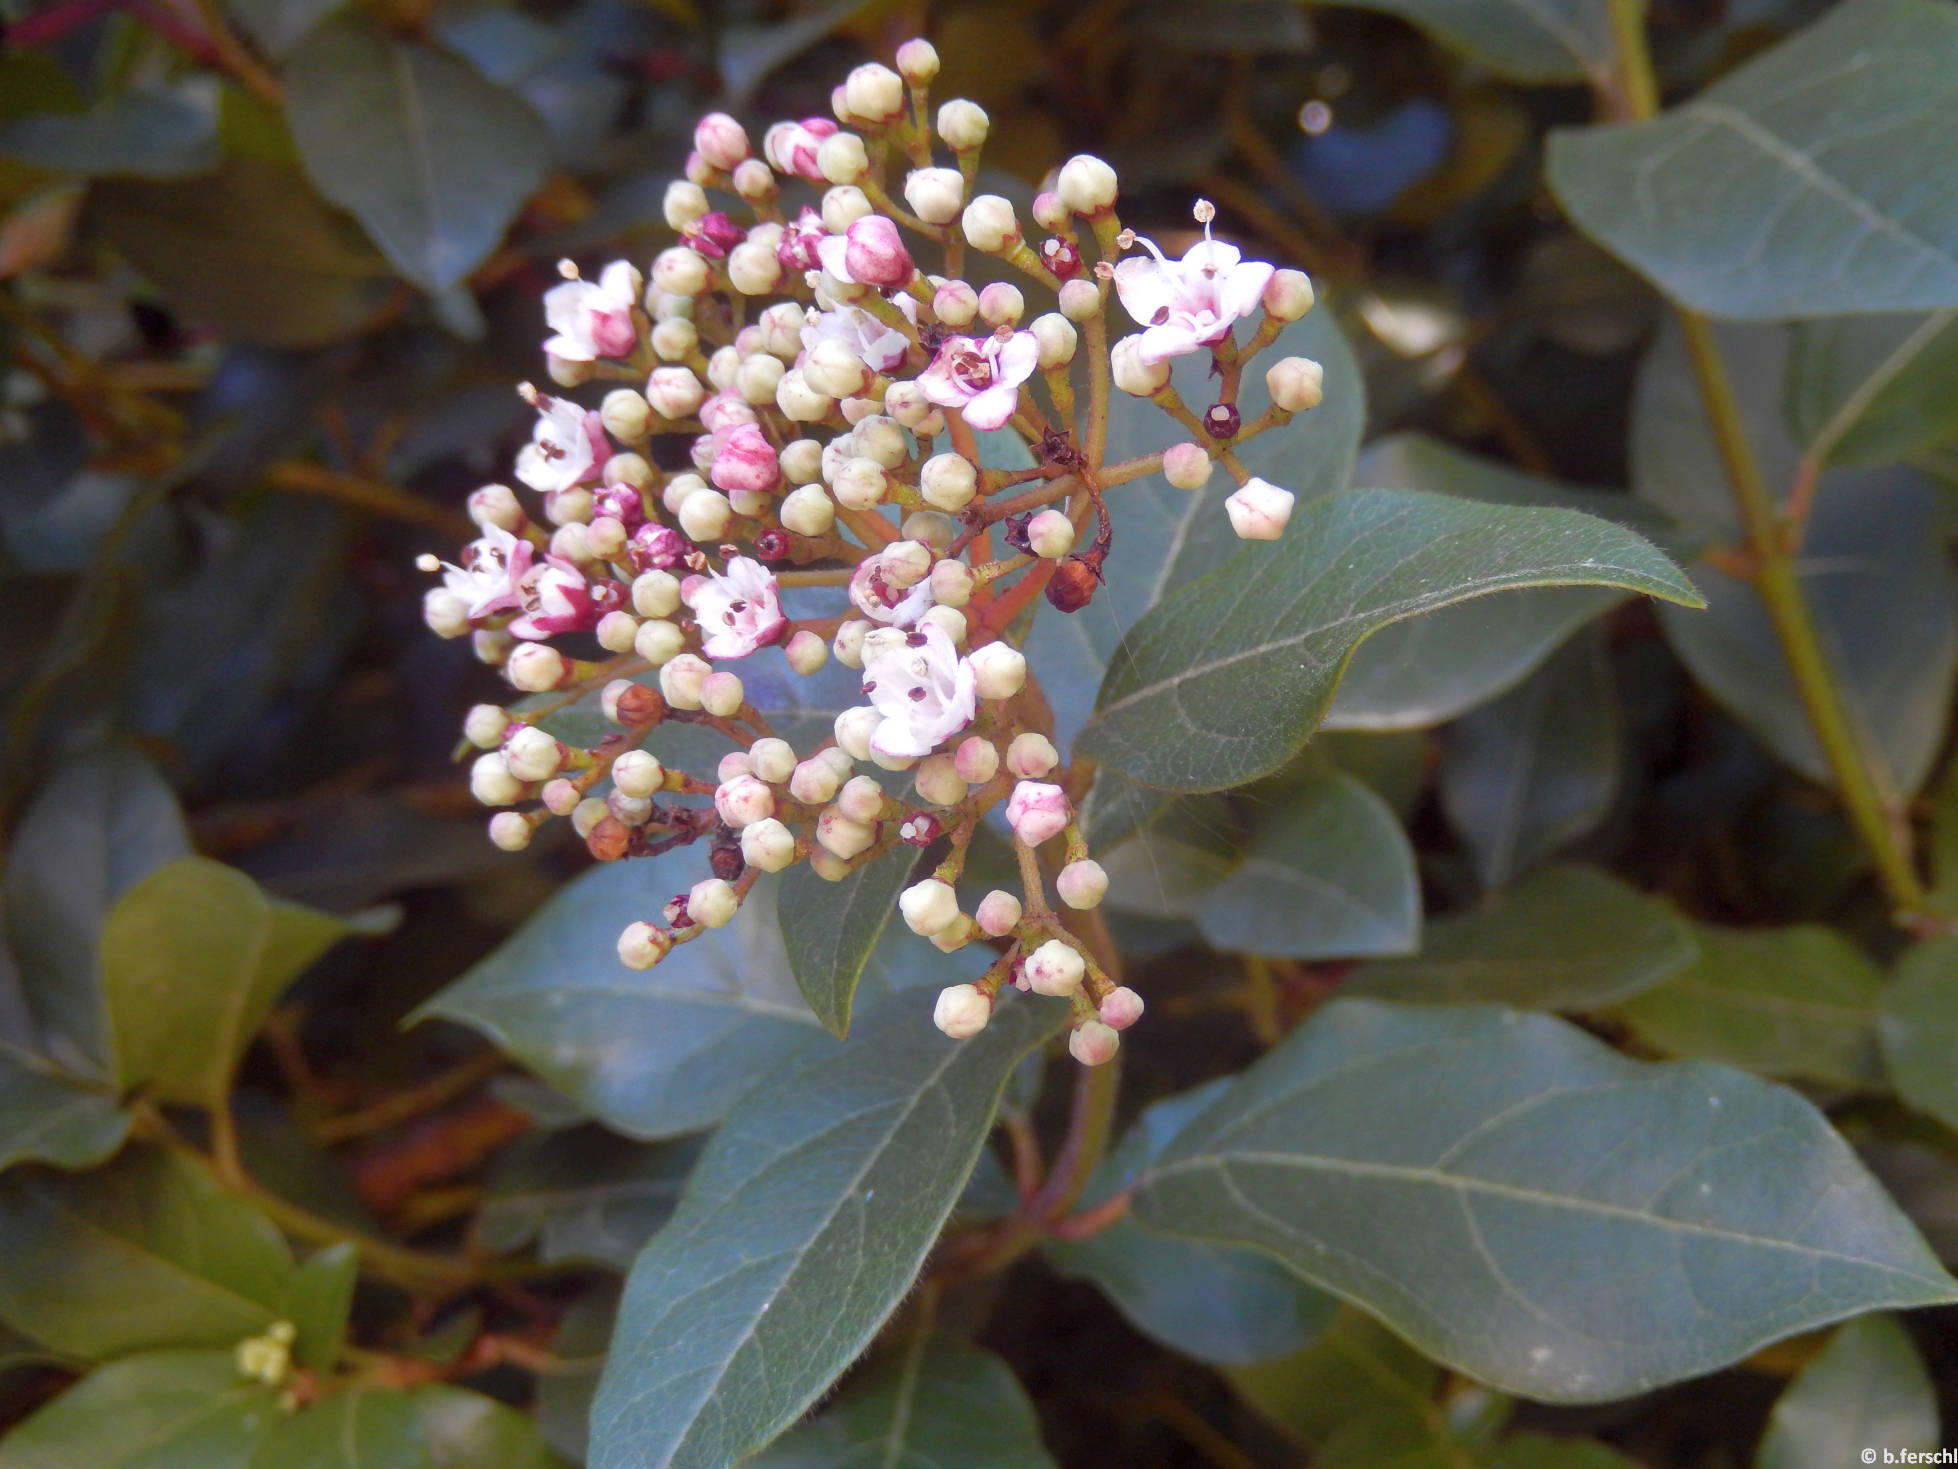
[442,522,533,619]
[860,622,977,760]
[542,261,639,363]
[514,397,603,494]
[915,331,1039,432]
[801,295,916,376]
[1112,219,1275,366]
[681,555,788,659]
[848,544,935,626]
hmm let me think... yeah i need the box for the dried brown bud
[587,817,630,862]
[614,683,661,726]
[709,836,746,881]
[1046,556,1102,614]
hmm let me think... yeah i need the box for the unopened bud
[1111,334,1171,396]
[1224,477,1295,541]
[659,653,711,709]
[633,618,684,666]
[969,642,1027,700]
[900,878,961,936]
[1025,509,1074,560]
[961,195,1019,254]
[595,609,639,653]
[781,629,828,676]
[470,753,524,807]
[1006,731,1060,779]
[652,246,710,298]
[1005,779,1069,847]
[1056,154,1118,215]
[663,180,709,229]
[701,670,746,717]
[727,240,784,297]
[677,489,733,542]
[1030,312,1077,368]
[821,184,873,233]
[1070,1020,1120,1066]
[488,811,532,851]
[618,920,669,969]
[837,773,885,822]
[1057,858,1108,910]
[904,166,965,225]
[934,983,991,1038]
[653,318,699,362]
[1263,268,1315,322]
[932,279,979,327]
[929,558,975,607]
[689,877,739,928]
[1163,442,1213,491]
[1266,356,1324,413]
[817,805,876,859]
[503,725,564,782]
[953,737,999,784]
[1024,939,1086,997]
[507,642,568,692]
[833,620,872,669]
[834,704,880,760]
[831,456,889,511]
[612,749,665,798]
[936,99,989,151]
[424,588,471,639]
[817,131,869,184]
[647,366,706,419]
[776,369,835,422]
[464,703,511,749]
[468,483,524,532]
[978,282,1024,326]
[1058,278,1101,321]
[920,452,978,511]
[895,38,939,84]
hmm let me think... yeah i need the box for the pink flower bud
[708,422,781,495]
[693,112,750,172]
[815,214,914,290]
[1224,477,1296,541]
[714,773,775,829]
[618,921,670,969]
[1006,780,1069,848]
[1031,190,1069,233]
[934,983,991,1039]
[700,670,745,718]
[1024,938,1085,997]
[974,889,1022,937]
[785,630,829,676]
[1099,986,1145,1030]
[741,818,798,872]
[932,279,978,327]
[1069,1020,1120,1066]
[1057,859,1108,910]
[1006,732,1060,779]
[954,737,999,784]
[978,281,1024,326]
[689,876,739,928]
[1024,509,1074,560]
[1162,442,1213,491]
[1263,268,1316,322]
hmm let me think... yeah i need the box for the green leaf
[101,857,349,1107]
[1881,935,1958,1132]
[477,1125,699,1271]
[4,746,189,1075]
[746,1336,1055,1469]
[535,1284,614,1464]
[250,1388,433,1469]
[777,846,914,1038]
[0,83,220,179]
[1076,488,1700,793]
[1223,1305,1438,1448]
[283,16,551,291]
[1756,1315,1938,1469]
[0,1147,295,1360]
[1439,629,1621,889]
[1547,0,1958,318]
[417,849,973,1140]
[1490,1433,1643,1469]
[1320,0,1618,84]
[1096,794,1243,920]
[1048,1081,1337,1366]
[282,1242,358,1373]
[227,0,347,56]
[587,988,1067,1469]
[1133,999,1957,1402]
[90,157,398,348]
[413,1385,573,1469]
[1616,924,1885,1087]
[1193,770,1419,959]
[1787,310,1958,467]
[0,1039,128,1175]
[1347,866,1697,1012]
[0,1350,280,1469]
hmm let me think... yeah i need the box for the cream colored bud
[921,604,967,646]
[895,38,939,84]
[1025,509,1074,559]
[1007,731,1059,778]
[961,195,1019,254]
[831,456,889,511]
[661,471,707,517]
[506,642,567,692]
[652,246,710,297]
[785,629,828,675]
[1266,356,1324,413]
[969,642,1026,700]
[914,754,968,806]
[936,99,989,151]
[853,415,909,470]
[646,365,705,419]
[1263,268,1316,321]
[488,811,532,852]
[741,818,798,872]
[899,878,961,936]
[659,652,711,709]
[727,241,784,297]
[817,131,869,184]
[789,756,843,805]
[803,339,872,400]
[1024,938,1086,997]
[612,749,666,798]
[920,452,977,511]
[618,921,669,970]
[780,436,823,482]
[817,806,876,859]
[845,63,906,122]
[775,369,835,422]
[1056,153,1118,215]
[1058,278,1101,321]
[781,483,836,537]
[1030,312,1077,368]
[705,344,740,392]
[701,670,745,718]
[689,877,738,929]
[834,704,880,760]
[734,352,786,406]
[883,381,932,428]
[470,753,524,807]
[978,281,1024,327]
[464,704,510,749]
[1224,477,1296,541]
[1110,334,1171,396]
[678,489,733,542]
[1057,858,1108,909]
[663,180,708,229]
[1162,441,1213,491]
[932,279,978,327]
[596,609,640,653]
[749,737,797,783]
[600,388,651,442]
[821,185,873,233]
[904,166,965,225]
[759,303,806,360]
[833,619,872,668]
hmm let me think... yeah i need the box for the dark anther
[905,631,929,647]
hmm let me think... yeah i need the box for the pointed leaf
[1881,935,1958,1133]
[1756,1315,1937,1469]
[1077,488,1700,793]
[1347,866,1696,1012]
[588,988,1067,1469]
[284,16,550,290]
[1547,0,1958,317]
[0,1039,128,1175]
[477,1126,699,1270]
[1788,309,1958,467]
[1134,1000,1957,1401]
[777,846,914,1037]
[0,1350,279,1469]
[413,1385,572,1469]
[1325,0,1618,83]
[1223,1306,1438,1449]
[747,1337,1056,1468]
[0,1147,295,1360]
[250,1387,434,1469]
[282,1242,358,1373]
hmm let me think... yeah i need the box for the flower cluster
[420,38,1326,1065]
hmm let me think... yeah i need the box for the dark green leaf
[1095,793,1242,919]
[1048,1081,1336,1366]
[414,1385,572,1469]
[1347,866,1696,1011]
[1489,1433,1643,1469]
[1788,310,1958,467]
[1439,629,1621,889]
[101,857,347,1107]
[747,1337,1056,1468]
[777,846,914,1038]
[1222,1306,1438,1448]
[477,1126,699,1270]
[1881,935,1958,1132]
[0,1147,295,1359]
[1617,924,1885,1086]
[1077,488,1700,793]
[0,1350,279,1469]
[228,0,346,56]
[418,850,972,1140]
[1756,1314,1937,1469]
[250,1387,433,1469]
[1134,999,1957,1401]
[1193,770,1419,959]
[1547,0,1958,317]
[4,746,189,1075]
[282,1243,358,1374]
[0,1039,127,1175]
[283,16,551,291]
[0,84,219,179]
[588,988,1067,1469]
[1325,0,1618,83]
[536,1285,614,1464]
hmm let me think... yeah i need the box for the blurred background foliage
[4,0,1958,1464]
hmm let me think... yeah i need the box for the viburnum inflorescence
[419,39,1326,1065]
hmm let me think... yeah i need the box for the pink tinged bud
[1058,278,1100,321]
[1024,938,1086,997]
[701,671,745,718]
[789,757,842,805]
[968,642,1027,701]
[932,279,979,327]
[1099,986,1145,1030]
[817,806,876,860]
[718,751,753,782]
[503,725,564,782]
[542,778,581,816]
[899,878,961,936]
[507,642,568,693]
[833,214,914,288]
[1025,509,1075,560]
[1032,190,1070,233]
[837,774,885,822]
[630,524,688,575]
[646,366,705,420]
[693,112,750,172]
[978,282,1024,326]
[468,483,525,532]
[470,753,524,807]
[934,983,991,1039]
[953,737,999,784]
[974,889,1022,937]
[914,753,968,806]
[1263,268,1316,322]
[1162,442,1213,491]
[618,921,670,970]
[1224,477,1296,541]
[1006,732,1060,779]
[464,703,510,749]
[895,37,938,82]
[708,423,781,495]
[612,749,665,798]
[659,653,711,709]
[765,120,837,182]
[1070,1020,1120,1066]
[1006,780,1069,848]
[715,773,775,828]
[689,877,739,928]
[1057,859,1108,910]
[784,630,829,676]
[741,818,798,873]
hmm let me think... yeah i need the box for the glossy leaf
[746,1337,1055,1468]
[1134,1000,1958,1401]
[1048,1081,1337,1366]
[1076,488,1700,793]
[588,988,1067,1469]
[777,846,914,1038]
[1756,1314,1937,1469]
[1439,629,1621,889]
[284,16,551,291]
[1617,924,1885,1086]
[1329,0,1618,83]
[418,849,973,1140]
[1881,936,1958,1133]
[1347,866,1696,1012]
[1193,770,1420,959]
[101,857,348,1107]
[0,84,219,179]
[414,1385,572,1469]
[0,1147,295,1359]
[3,746,189,1075]
[0,1350,279,1469]
[0,1040,128,1175]
[1548,0,1958,318]
[1787,310,1958,467]
[477,1126,699,1271]
[282,1242,358,1373]
[250,1387,433,1469]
